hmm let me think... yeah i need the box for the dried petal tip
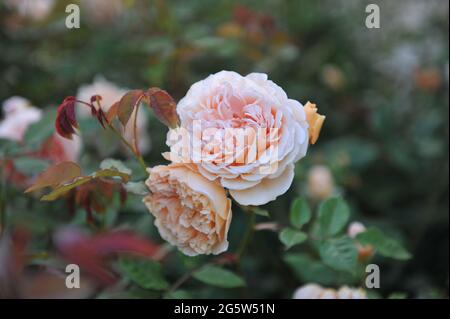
[304,101,325,145]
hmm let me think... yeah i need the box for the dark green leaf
[319,236,358,272]
[290,197,311,229]
[279,228,307,250]
[253,207,270,217]
[283,253,354,286]
[193,265,245,288]
[119,257,169,291]
[164,290,192,299]
[356,227,411,260]
[318,197,350,236]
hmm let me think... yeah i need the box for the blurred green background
[0,0,448,298]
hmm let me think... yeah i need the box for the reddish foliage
[74,179,126,223]
[54,228,160,285]
[146,88,179,129]
[233,5,275,34]
[24,161,82,193]
[0,229,29,297]
[55,96,78,140]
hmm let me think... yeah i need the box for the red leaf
[146,88,179,128]
[106,101,119,122]
[55,96,78,140]
[24,161,82,193]
[54,228,160,285]
[117,90,145,127]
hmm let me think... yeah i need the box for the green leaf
[23,110,56,151]
[283,253,354,286]
[279,228,307,250]
[290,197,311,229]
[318,197,350,236]
[119,257,169,291]
[356,227,411,260]
[0,138,20,156]
[252,207,270,217]
[388,292,408,299]
[40,176,91,201]
[93,168,130,182]
[319,236,358,272]
[125,181,149,196]
[164,290,192,299]
[13,158,50,175]
[193,265,245,288]
[100,158,132,175]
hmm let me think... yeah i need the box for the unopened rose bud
[347,222,374,261]
[304,102,325,145]
[307,165,335,200]
[321,64,345,91]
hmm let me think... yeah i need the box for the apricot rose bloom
[143,164,232,256]
[167,71,325,206]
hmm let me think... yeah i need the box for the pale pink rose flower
[167,71,312,206]
[337,286,367,299]
[307,165,335,200]
[292,283,323,299]
[143,164,232,256]
[0,96,42,141]
[347,221,367,238]
[0,96,81,163]
[293,284,367,299]
[77,76,151,154]
[5,0,54,21]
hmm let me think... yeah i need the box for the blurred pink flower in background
[4,0,54,21]
[77,76,151,154]
[0,96,81,163]
[307,165,335,201]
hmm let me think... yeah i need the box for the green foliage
[119,257,169,291]
[279,228,307,250]
[356,227,411,260]
[0,0,446,299]
[283,253,354,286]
[23,110,56,151]
[318,236,358,272]
[318,197,350,237]
[13,158,49,175]
[193,265,245,288]
[289,197,311,229]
